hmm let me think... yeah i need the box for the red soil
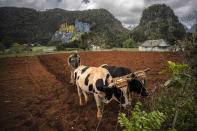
[0,51,182,130]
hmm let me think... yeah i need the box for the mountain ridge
[131,4,186,45]
[0,7,129,47]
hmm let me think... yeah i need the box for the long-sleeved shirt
[68,55,81,70]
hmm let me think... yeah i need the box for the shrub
[0,42,6,54]
[122,38,138,48]
[63,48,79,51]
[79,33,89,50]
[184,41,197,76]
[56,40,80,51]
[79,40,88,50]
[8,43,25,54]
[156,61,197,130]
[118,102,165,131]
[48,40,62,46]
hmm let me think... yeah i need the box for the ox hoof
[80,101,83,106]
[97,113,102,120]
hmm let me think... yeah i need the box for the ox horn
[134,68,150,74]
[134,68,150,75]
[144,68,150,72]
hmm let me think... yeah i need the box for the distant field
[31,46,56,52]
[0,46,70,58]
[90,48,139,52]
[0,47,139,58]
[0,46,173,58]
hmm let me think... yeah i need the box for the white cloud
[81,0,145,24]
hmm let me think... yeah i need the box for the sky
[0,0,197,29]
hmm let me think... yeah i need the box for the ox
[100,64,149,96]
[100,64,132,77]
[74,65,149,119]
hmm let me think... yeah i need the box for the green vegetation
[56,40,79,51]
[122,37,139,48]
[156,61,196,130]
[189,16,197,32]
[0,42,6,54]
[118,60,197,131]
[131,4,186,44]
[0,7,129,48]
[48,40,62,46]
[8,43,25,54]
[32,46,55,52]
[79,32,89,50]
[0,46,59,58]
[111,48,139,52]
[0,46,140,58]
[174,32,197,75]
[0,5,194,50]
[56,32,106,50]
[118,102,165,131]
[1,4,196,130]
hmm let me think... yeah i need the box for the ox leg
[82,91,88,104]
[94,94,102,119]
[77,85,83,106]
[70,69,75,84]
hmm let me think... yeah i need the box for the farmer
[68,50,81,84]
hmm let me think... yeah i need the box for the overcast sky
[0,0,197,28]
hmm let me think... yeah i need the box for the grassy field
[0,46,71,58]
[110,48,139,51]
[32,46,56,52]
[0,46,141,58]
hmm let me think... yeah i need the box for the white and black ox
[74,64,150,119]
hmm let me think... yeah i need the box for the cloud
[81,0,145,25]
[81,0,90,4]
[0,0,197,28]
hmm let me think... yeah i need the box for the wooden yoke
[112,74,133,88]
[111,68,150,89]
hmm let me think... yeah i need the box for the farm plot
[0,51,182,130]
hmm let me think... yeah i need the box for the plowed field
[0,51,182,130]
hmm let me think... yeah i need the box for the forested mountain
[189,23,197,32]
[131,4,186,45]
[0,7,129,47]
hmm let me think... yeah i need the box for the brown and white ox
[74,65,149,119]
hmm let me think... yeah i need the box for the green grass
[32,46,56,52]
[0,46,87,58]
[0,46,140,58]
[112,48,139,51]
[0,46,58,58]
[90,48,139,52]
[0,46,172,58]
